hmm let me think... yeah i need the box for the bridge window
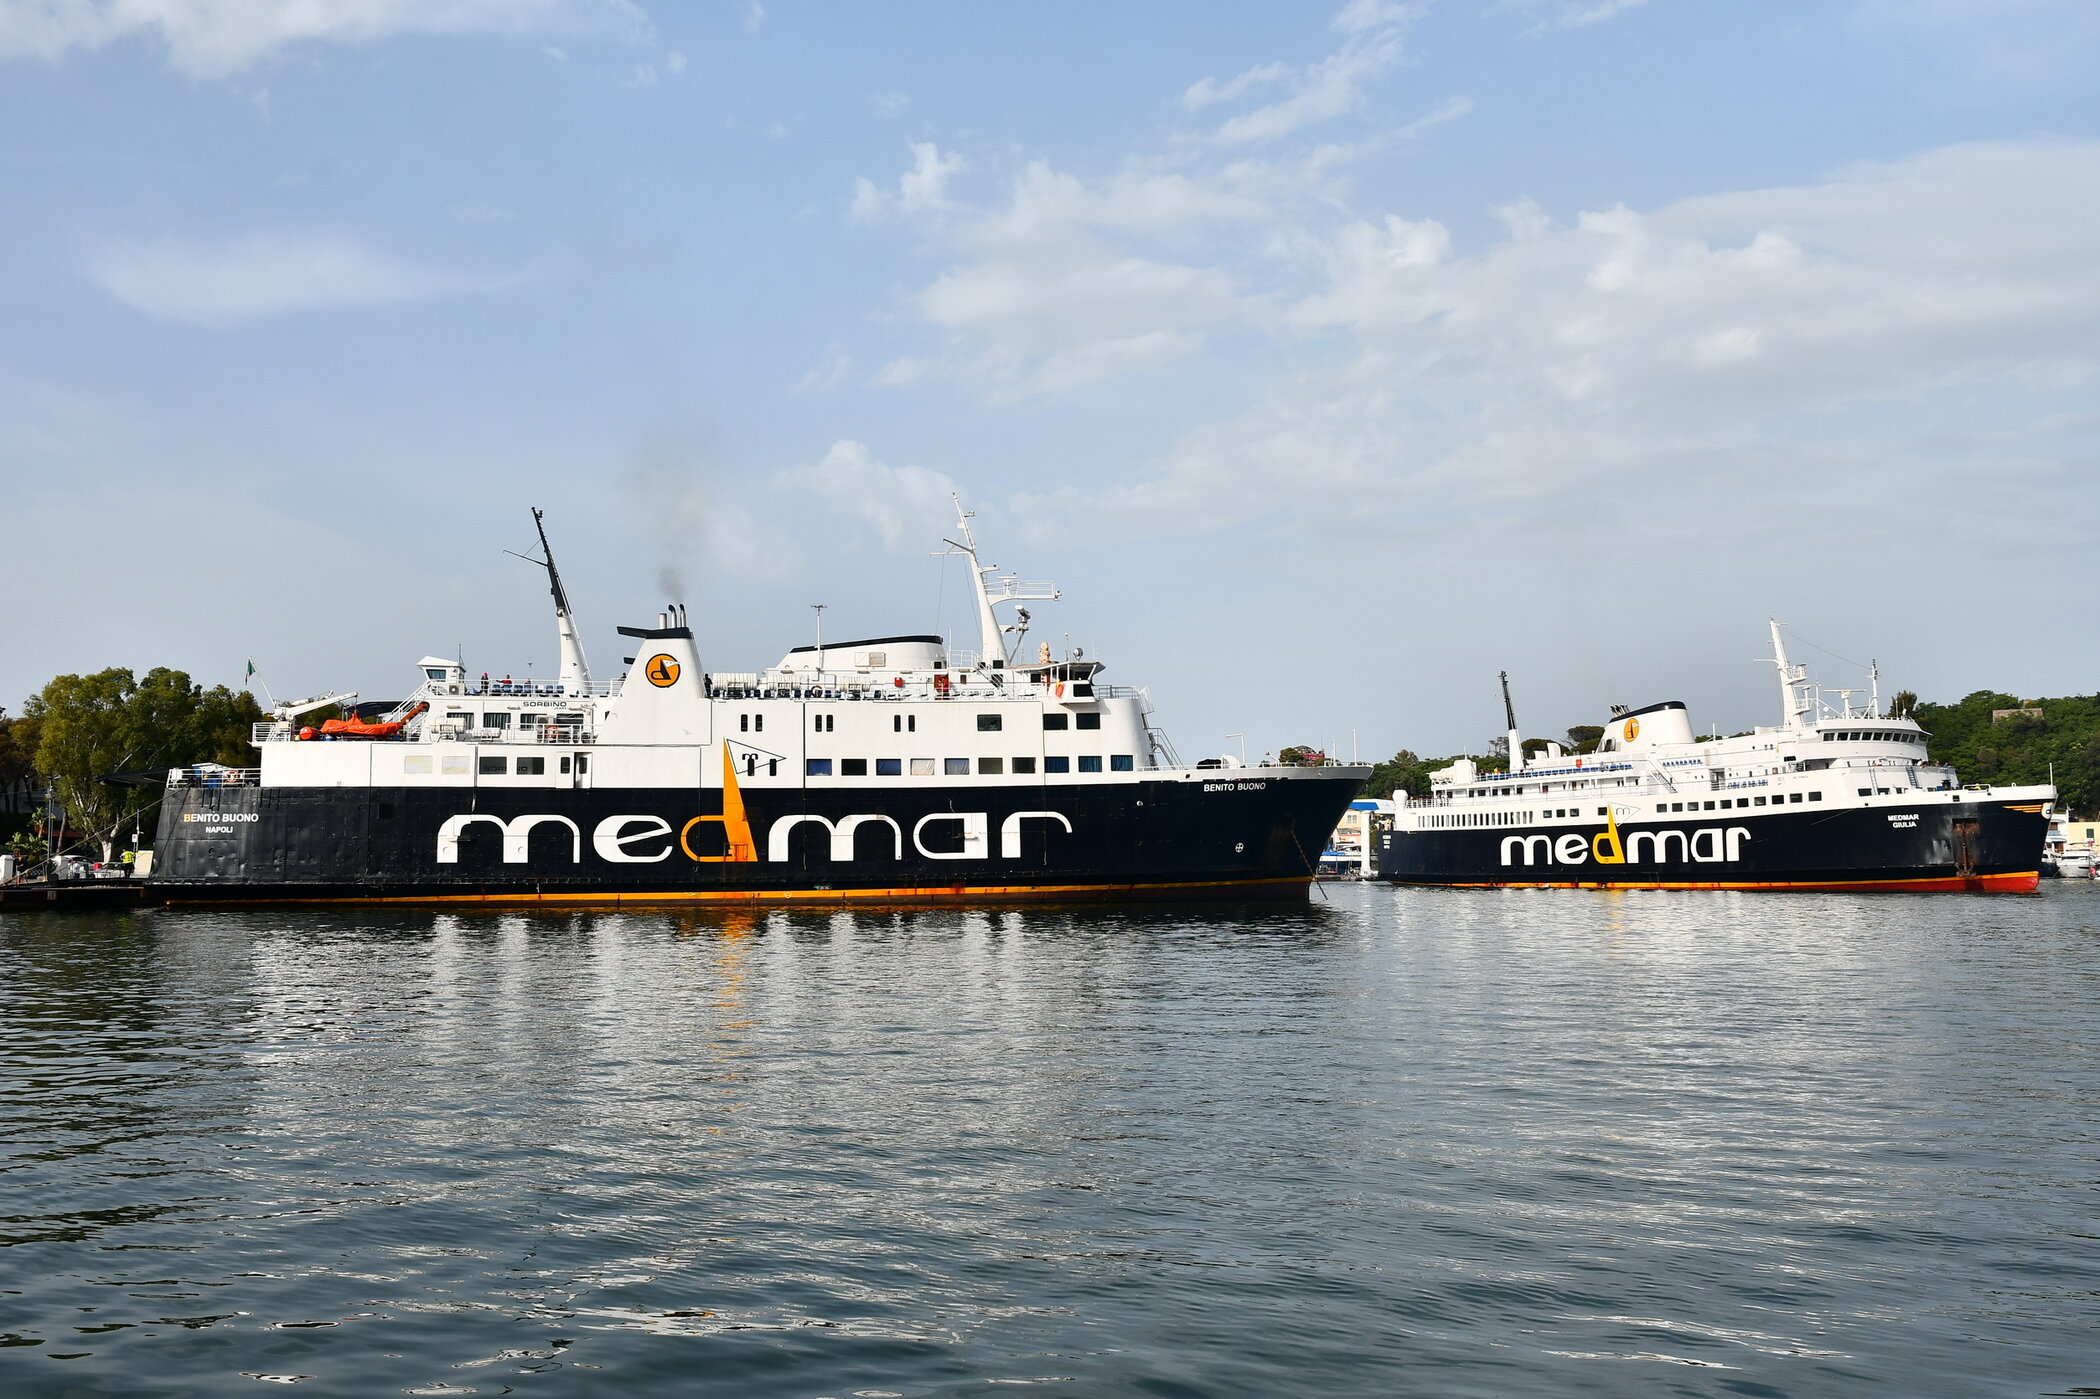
[1788,793,1803,803]
[1079,756,1103,773]
[806,759,832,776]
[1754,796,1767,805]
[1076,713,1102,731]
[877,759,902,776]
[1809,791,1821,800]
[944,758,969,775]
[977,714,1003,732]
[1111,755,1134,771]
[1043,713,1069,730]
[479,756,506,775]
[1013,756,1037,774]
[841,759,867,777]
[517,757,545,776]
[1045,756,1070,774]
[911,758,935,776]
[979,757,1004,775]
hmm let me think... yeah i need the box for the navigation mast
[512,508,592,694]
[1500,670,1524,772]
[938,495,1061,668]
[1768,618,1811,731]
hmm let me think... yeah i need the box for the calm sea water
[3,883,2097,1398]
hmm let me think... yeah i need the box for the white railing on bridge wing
[168,767,262,787]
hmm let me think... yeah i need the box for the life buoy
[893,676,905,688]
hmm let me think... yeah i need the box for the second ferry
[152,504,1366,905]
[1377,623,2051,893]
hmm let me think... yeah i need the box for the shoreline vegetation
[2,671,2094,871]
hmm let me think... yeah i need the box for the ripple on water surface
[2,884,2098,1397]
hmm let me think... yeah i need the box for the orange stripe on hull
[162,875,1314,908]
[1396,871,2040,893]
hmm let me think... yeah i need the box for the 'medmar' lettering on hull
[1499,823,1752,868]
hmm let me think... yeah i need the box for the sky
[2,0,2097,761]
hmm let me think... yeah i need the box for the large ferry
[1376,624,2051,892]
[153,506,1365,905]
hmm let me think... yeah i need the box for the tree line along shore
[1,670,2094,871]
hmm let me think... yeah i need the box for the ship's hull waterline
[152,772,1362,907]
[1379,795,2048,893]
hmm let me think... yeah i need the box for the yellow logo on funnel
[1624,716,1640,741]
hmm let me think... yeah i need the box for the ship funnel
[598,617,709,746]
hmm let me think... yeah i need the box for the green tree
[25,668,263,858]
[1565,725,1604,754]
[0,709,41,844]
[1914,689,2100,817]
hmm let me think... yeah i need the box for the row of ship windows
[807,755,1134,776]
[751,713,1105,734]
[444,712,584,731]
[1823,730,1915,742]
[1662,795,1819,811]
[1424,792,1826,827]
[418,753,1137,778]
[407,755,581,776]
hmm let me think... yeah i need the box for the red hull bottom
[1393,871,2041,893]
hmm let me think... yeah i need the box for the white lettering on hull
[434,809,1074,865]
[437,813,583,863]
[1500,825,1752,869]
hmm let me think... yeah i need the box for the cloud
[1396,94,1474,139]
[1332,0,1421,33]
[851,141,967,221]
[774,440,959,550]
[0,0,649,78]
[1200,5,1416,146]
[88,231,504,322]
[793,343,851,393]
[1102,139,2100,530]
[744,1,764,32]
[1552,0,1657,26]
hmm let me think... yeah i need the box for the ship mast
[939,495,1060,667]
[517,508,592,694]
[1500,670,1524,773]
[1768,618,1811,731]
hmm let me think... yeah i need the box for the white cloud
[870,90,909,118]
[1182,61,1289,111]
[1396,94,1474,139]
[1553,0,1657,26]
[1206,21,1411,145]
[774,440,959,550]
[744,1,764,32]
[1105,139,2100,530]
[89,231,500,322]
[851,141,967,221]
[794,342,851,393]
[0,0,648,78]
[1333,0,1421,33]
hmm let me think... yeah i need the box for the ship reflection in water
[2,886,2097,1396]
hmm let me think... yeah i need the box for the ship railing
[167,767,262,788]
[435,679,618,699]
